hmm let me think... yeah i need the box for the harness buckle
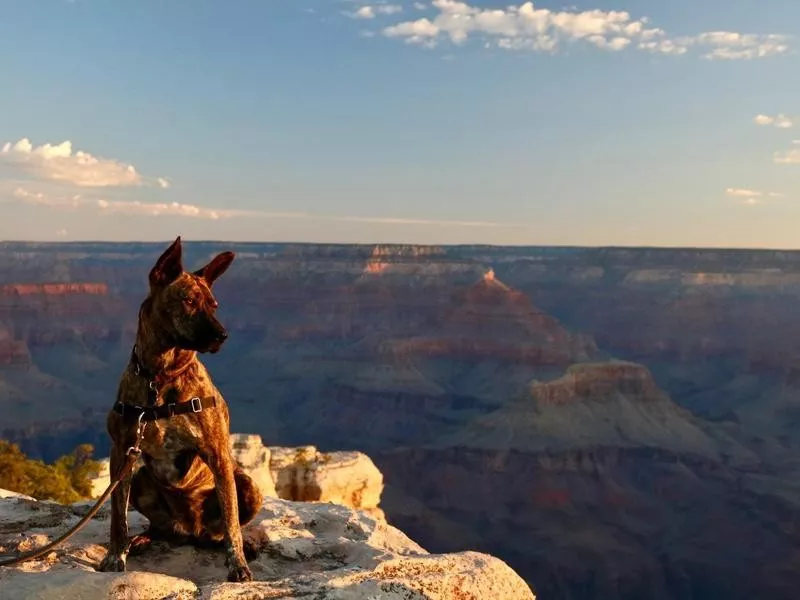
[190,397,202,413]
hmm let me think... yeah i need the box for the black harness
[112,345,217,423]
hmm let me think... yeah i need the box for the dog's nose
[217,331,228,341]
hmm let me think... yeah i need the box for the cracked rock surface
[0,493,535,599]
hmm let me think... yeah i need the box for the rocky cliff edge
[0,439,535,600]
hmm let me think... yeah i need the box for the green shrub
[0,441,104,504]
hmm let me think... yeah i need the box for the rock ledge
[0,492,535,599]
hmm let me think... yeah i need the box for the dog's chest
[141,417,206,484]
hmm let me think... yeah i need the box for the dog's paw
[227,563,253,583]
[243,538,261,561]
[128,533,155,557]
[98,553,127,573]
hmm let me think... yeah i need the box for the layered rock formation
[270,445,384,519]
[449,361,754,462]
[0,492,535,599]
[373,359,796,599]
[230,433,277,498]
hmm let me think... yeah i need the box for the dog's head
[147,236,235,354]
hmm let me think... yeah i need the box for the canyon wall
[2,241,800,599]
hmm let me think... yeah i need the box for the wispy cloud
[345,3,402,19]
[754,114,795,128]
[9,187,260,220]
[737,197,763,206]
[692,32,790,60]
[725,188,763,198]
[725,188,786,204]
[12,187,83,208]
[7,186,520,228]
[774,148,800,164]
[379,0,790,59]
[0,137,168,188]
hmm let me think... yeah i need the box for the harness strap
[113,396,217,423]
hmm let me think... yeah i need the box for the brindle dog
[98,236,262,582]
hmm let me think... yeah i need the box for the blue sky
[0,0,798,247]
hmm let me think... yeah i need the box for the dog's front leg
[98,444,134,572]
[207,448,252,582]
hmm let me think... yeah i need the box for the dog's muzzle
[207,329,228,353]
[201,318,228,353]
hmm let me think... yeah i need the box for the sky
[0,0,798,248]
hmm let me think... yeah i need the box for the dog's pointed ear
[193,251,235,286]
[149,236,184,288]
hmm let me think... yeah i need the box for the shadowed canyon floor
[2,242,800,599]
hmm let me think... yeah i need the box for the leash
[0,413,148,568]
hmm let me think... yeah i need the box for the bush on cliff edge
[0,440,103,503]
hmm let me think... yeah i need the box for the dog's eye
[184,297,196,307]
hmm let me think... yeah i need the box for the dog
[98,236,263,582]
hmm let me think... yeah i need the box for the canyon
[1,241,800,599]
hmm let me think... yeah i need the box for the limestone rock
[0,489,35,501]
[0,492,535,600]
[269,445,385,519]
[229,433,277,498]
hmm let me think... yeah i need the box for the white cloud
[157,177,172,189]
[725,188,786,202]
[413,2,427,9]
[637,39,688,56]
[738,197,762,206]
[12,187,83,208]
[726,188,762,206]
[380,0,791,58]
[347,3,402,19]
[95,199,242,220]
[9,187,236,219]
[353,6,376,18]
[1,137,168,188]
[774,148,800,164]
[384,17,439,43]
[7,186,520,228]
[692,32,790,60]
[754,113,794,128]
[726,188,763,197]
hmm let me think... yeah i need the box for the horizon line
[2,239,800,254]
